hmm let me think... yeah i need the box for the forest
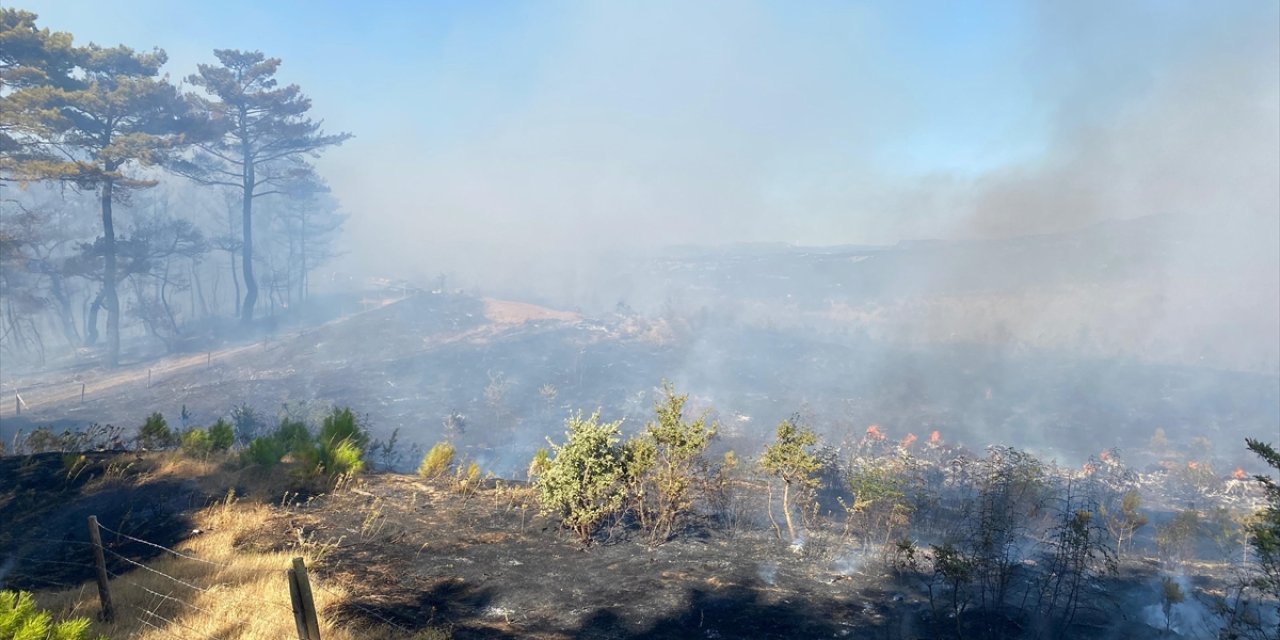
[1,8,351,370]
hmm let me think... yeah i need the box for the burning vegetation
[2,389,1277,639]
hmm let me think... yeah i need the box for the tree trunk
[782,481,796,540]
[240,169,257,324]
[101,178,120,367]
[228,248,240,318]
[85,289,104,346]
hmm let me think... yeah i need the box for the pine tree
[177,50,350,324]
[3,35,187,366]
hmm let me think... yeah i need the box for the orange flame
[1099,450,1111,462]
[865,425,885,441]
[1233,468,1247,480]
[1081,463,1097,475]
[1187,461,1199,470]
[929,430,941,445]
[900,433,918,449]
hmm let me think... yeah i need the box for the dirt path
[0,296,579,420]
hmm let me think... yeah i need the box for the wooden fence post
[287,567,309,639]
[290,557,321,640]
[87,516,114,622]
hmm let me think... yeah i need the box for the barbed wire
[103,547,215,595]
[97,522,228,567]
[125,601,224,640]
[106,567,216,617]
[0,554,95,569]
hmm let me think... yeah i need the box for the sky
[17,0,1280,282]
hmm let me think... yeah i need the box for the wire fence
[0,515,401,640]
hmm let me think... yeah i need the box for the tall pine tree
[177,50,350,324]
[3,38,187,366]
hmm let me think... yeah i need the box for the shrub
[241,436,286,468]
[418,442,456,480]
[137,412,173,449]
[527,447,551,480]
[181,428,213,459]
[760,415,821,540]
[0,590,95,640]
[274,418,313,458]
[325,438,365,478]
[207,418,234,451]
[639,383,717,541]
[318,407,369,452]
[537,411,631,543]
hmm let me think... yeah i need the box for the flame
[865,425,885,441]
[1099,450,1111,462]
[900,433,918,449]
[1233,467,1247,480]
[1187,461,1199,470]
[1081,463,1097,475]
[929,430,941,445]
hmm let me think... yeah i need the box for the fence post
[291,557,321,640]
[287,567,309,639]
[87,515,115,622]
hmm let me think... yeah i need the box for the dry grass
[32,492,442,639]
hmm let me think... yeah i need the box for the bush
[325,438,365,478]
[180,428,213,459]
[0,590,96,640]
[318,407,368,452]
[137,412,173,449]
[537,411,631,543]
[241,436,286,468]
[418,442,456,480]
[527,447,551,480]
[207,418,234,451]
[274,418,313,458]
[637,383,717,541]
[760,415,821,540]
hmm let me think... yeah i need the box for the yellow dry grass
[33,493,440,639]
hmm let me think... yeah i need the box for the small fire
[1099,450,1111,462]
[1187,461,1199,471]
[1233,468,1248,480]
[865,425,885,441]
[900,433,918,449]
[1081,463,1097,476]
[929,430,941,445]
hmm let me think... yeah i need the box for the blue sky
[18,1,1280,275]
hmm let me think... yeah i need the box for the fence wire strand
[104,547,215,595]
[97,523,228,567]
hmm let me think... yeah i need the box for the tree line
[0,9,351,367]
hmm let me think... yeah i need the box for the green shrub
[536,411,631,543]
[527,447,551,480]
[418,442,455,480]
[180,428,213,459]
[318,407,368,451]
[241,436,286,468]
[274,418,313,458]
[760,415,821,540]
[0,590,96,640]
[137,412,173,449]
[207,418,234,452]
[323,438,365,478]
